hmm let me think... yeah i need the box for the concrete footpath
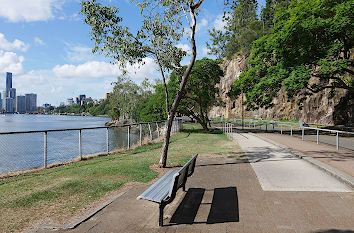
[232,132,351,192]
[34,141,354,233]
[257,133,354,178]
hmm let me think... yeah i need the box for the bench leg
[159,204,164,226]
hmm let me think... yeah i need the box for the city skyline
[1,72,37,113]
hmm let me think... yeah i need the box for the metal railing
[0,119,183,174]
[217,118,354,151]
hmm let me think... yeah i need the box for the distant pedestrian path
[232,132,352,192]
[258,133,354,177]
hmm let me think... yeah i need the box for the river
[0,114,155,174]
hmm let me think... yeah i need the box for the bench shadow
[312,230,354,233]
[168,187,239,225]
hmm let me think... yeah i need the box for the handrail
[0,120,171,135]
[303,126,354,135]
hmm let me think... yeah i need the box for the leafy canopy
[229,0,354,110]
[140,58,223,130]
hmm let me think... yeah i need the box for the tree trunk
[159,5,199,167]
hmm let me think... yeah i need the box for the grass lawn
[0,123,240,233]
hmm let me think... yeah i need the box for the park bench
[137,154,198,226]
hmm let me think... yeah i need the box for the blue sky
[0,0,265,106]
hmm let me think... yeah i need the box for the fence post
[266,123,268,131]
[156,122,160,139]
[79,129,82,160]
[302,127,304,140]
[336,132,339,150]
[290,126,293,136]
[280,125,283,134]
[148,123,152,141]
[106,128,109,152]
[44,131,48,168]
[316,129,319,144]
[139,124,142,146]
[127,125,130,149]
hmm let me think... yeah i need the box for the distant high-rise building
[79,94,86,101]
[59,102,65,107]
[16,96,26,113]
[0,92,2,110]
[6,72,12,95]
[1,90,7,111]
[5,97,14,113]
[66,98,74,106]
[25,93,37,113]
[9,88,16,99]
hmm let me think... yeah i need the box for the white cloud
[34,37,45,46]
[213,14,228,32]
[0,50,24,74]
[0,33,29,52]
[11,58,158,106]
[196,18,208,32]
[53,61,120,79]
[65,45,95,63]
[53,58,157,80]
[202,47,210,56]
[176,43,192,55]
[0,0,61,22]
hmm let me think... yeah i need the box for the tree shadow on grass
[182,127,223,135]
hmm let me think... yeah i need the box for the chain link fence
[0,119,182,175]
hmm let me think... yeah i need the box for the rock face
[209,56,354,126]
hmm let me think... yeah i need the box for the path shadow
[168,187,239,225]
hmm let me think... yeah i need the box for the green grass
[0,123,239,233]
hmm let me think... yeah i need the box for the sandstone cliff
[209,56,354,126]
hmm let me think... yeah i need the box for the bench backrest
[168,154,198,197]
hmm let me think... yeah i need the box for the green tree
[229,0,354,110]
[170,58,224,131]
[81,0,204,167]
[109,76,144,119]
[207,0,266,58]
[140,58,223,131]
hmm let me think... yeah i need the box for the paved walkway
[257,133,354,177]
[35,152,354,232]
[232,132,352,192]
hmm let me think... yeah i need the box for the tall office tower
[6,72,12,95]
[1,90,7,111]
[79,94,86,105]
[5,97,14,113]
[25,93,37,113]
[76,97,80,104]
[0,92,2,110]
[66,98,74,106]
[9,88,16,99]
[16,96,26,113]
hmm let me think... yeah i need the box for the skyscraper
[6,72,12,95]
[25,93,37,113]
[1,90,6,111]
[9,88,16,98]
[5,97,14,113]
[16,96,26,113]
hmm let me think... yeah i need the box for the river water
[0,115,157,174]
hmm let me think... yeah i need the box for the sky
[0,0,265,106]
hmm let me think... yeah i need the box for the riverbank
[0,124,239,233]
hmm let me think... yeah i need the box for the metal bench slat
[137,170,178,203]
